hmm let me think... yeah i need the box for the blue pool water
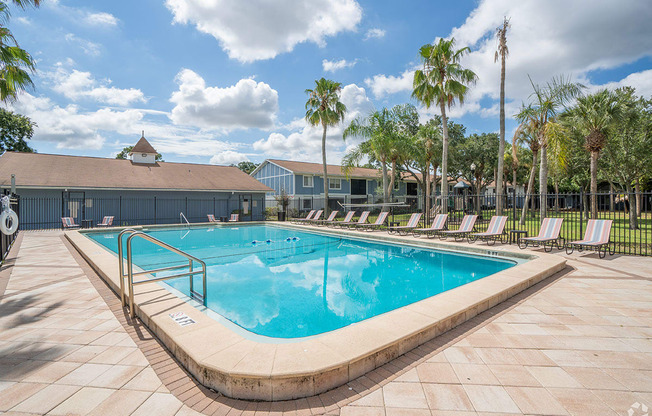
[87,225,517,338]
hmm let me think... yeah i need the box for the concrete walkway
[0,230,651,415]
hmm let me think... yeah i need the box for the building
[251,159,420,212]
[0,135,272,229]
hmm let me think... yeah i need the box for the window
[303,175,313,188]
[394,181,400,191]
[329,178,341,190]
[303,199,312,209]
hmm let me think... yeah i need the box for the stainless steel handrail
[180,212,190,227]
[118,229,207,318]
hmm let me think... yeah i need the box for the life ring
[0,209,18,235]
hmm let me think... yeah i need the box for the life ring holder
[0,195,18,235]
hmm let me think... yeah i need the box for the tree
[0,107,34,152]
[495,17,510,215]
[0,0,40,102]
[451,132,499,215]
[343,107,399,208]
[568,89,620,219]
[305,78,347,215]
[116,146,163,161]
[512,120,540,224]
[602,88,651,229]
[518,75,583,220]
[233,161,258,174]
[412,37,477,214]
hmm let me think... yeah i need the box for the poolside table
[81,219,93,229]
[509,229,527,244]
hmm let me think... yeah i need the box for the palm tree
[343,108,398,208]
[412,38,477,214]
[305,78,347,215]
[519,75,583,220]
[0,0,40,102]
[495,17,510,215]
[568,89,619,219]
[512,117,540,225]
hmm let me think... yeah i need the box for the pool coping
[65,222,566,401]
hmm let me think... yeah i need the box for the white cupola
[129,132,158,164]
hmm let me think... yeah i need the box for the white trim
[3,185,269,193]
[302,175,314,188]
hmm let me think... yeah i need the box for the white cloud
[364,69,414,98]
[169,69,278,130]
[165,0,362,62]
[15,17,31,25]
[364,0,652,119]
[210,151,249,165]
[84,12,118,27]
[590,69,652,98]
[253,83,374,163]
[64,34,101,57]
[322,58,356,73]
[48,65,145,106]
[364,28,385,40]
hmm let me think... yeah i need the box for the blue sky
[5,0,652,166]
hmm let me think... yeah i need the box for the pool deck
[65,223,566,401]
[0,228,650,415]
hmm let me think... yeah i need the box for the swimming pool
[87,224,517,338]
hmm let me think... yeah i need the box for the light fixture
[470,162,476,171]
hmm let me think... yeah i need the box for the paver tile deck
[0,230,650,415]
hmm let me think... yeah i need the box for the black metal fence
[280,191,652,256]
[19,194,266,230]
[1,193,20,262]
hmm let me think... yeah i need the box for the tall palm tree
[519,75,582,220]
[568,89,619,219]
[305,78,347,215]
[0,0,40,102]
[512,115,540,225]
[494,17,510,215]
[412,38,477,214]
[343,107,398,208]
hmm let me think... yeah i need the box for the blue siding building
[251,159,419,212]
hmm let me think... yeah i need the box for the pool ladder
[118,229,207,318]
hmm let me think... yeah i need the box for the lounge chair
[358,211,389,231]
[565,219,614,258]
[518,218,564,252]
[61,217,80,229]
[387,212,422,236]
[97,216,114,227]
[329,210,355,227]
[304,210,323,224]
[229,214,239,222]
[314,210,338,226]
[292,210,315,224]
[469,216,508,245]
[439,215,478,241]
[207,214,217,222]
[344,211,370,228]
[413,214,448,238]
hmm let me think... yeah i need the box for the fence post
[154,196,157,225]
[119,196,122,226]
[579,189,583,238]
[512,188,516,231]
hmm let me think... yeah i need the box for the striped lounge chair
[229,214,239,222]
[314,210,338,226]
[61,217,80,229]
[439,215,477,241]
[413,214,448,238]
[518,218,564,252]
[565,219,614,258]
[359,211,389,231]
[292,210,315,224]
[97,216,114,227]
[329,210,355,227]
[304,210,323,224]
[344,211,370,228]
[469,216,508,245]
[207,214,217,222]
[387,212,422,236]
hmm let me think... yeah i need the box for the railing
[180,212,190,227]
[118,229,207,318]
[1,193,19,263]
